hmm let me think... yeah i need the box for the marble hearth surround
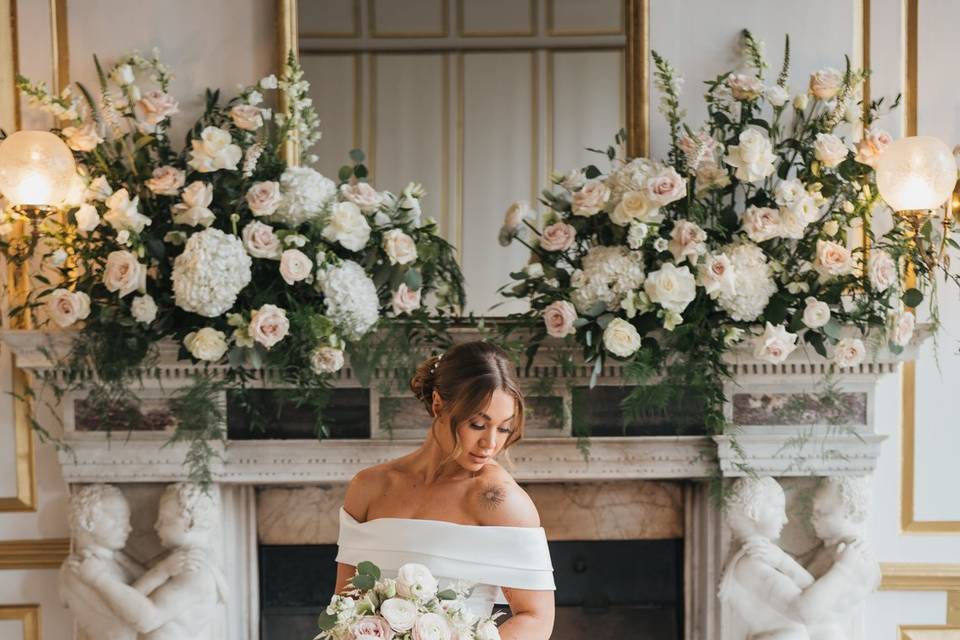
[0,327,928,640]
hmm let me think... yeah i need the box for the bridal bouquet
[316,562,502,640]
[498,30,957,431]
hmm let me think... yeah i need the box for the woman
[335,341,556,639]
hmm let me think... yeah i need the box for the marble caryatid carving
[719,476,881,640]
[60,483,145,640]
[67,482,229,640]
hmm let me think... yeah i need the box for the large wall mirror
[291,0,641,315]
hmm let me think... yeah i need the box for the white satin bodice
[335,507,555,616]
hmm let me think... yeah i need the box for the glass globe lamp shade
[876,135,958,212]
[0,130,77,207]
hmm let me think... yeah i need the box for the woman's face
[434,388,517,472]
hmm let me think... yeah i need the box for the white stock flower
[724,129,776,182]
[45,289,90,327]
[382,228,418,265]
[716,243,777,322]
[187,126,242,173]
[396,563,439,602]
[279,248,312,285]
[644,263,696,313]
[698,253,736,299]
[753,322,798,364]
[86,176,113,202]
[171,181,215,227]
[249,304,289,349]
[103,250,146,298]
[131,294,158,324]
[316,260,380,340]
[774,179,806,206]
[603,317,642,358]
[322,201,371,251]
[813,133,848,168]
[183,328,228,362]
[802,297,831,328]
[104,189,151,233]
[834,337,866,368]
[868,250,897,292]
[270,167,337,227]
[380,598,418,633]
[172,228,252,317]
[627,221,649,249]
[111,64,135,85]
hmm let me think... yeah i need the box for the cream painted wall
[2,1,960,639]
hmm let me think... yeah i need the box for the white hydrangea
[172,228,252,317]
[607,158,658,198]
[716,242,777,322]
[315,260,380,340]
[570,245,646,313]
[269,166,337,227]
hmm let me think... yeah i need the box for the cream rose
[809,68,843,100]
[145,166,186,196]
[171,181,215,227]
[134,90,180,128]
[602,318,642,358]
[834,337,866,368]
[411,613,451,640]
[75,203,100,233]
[855,128,893,167]
[644,263,697,313]
[740,206,781,243]
[724,129,776,182]
[46,289,91,327]
[183,327,228,362]
[668,220,706,264]
[246,181,283,217]
[188,126,242,173]
[322,201,371,251]
[813,133,848,168]
[802,297,831,328]
[61,122,103,152]
[753,322,798,364]
[279,249,312,285]
[697,253,736,299]
[571,180,610,217]
[249,304,289,349]
[391,283,422,315]
[694,163,731,193]
[380,598,418,633]
[230,104,264,131]
[131,294,158,324]
[543,300,577,338]
[727,73,763,101]
[310,346,345,375]
[103,250,146,298]
[242,221,282,259]
[891,311,916,347]
[340,182,384,213]
[382,228,418,265]
[610,190,661,226]
[645,166,687,206]
[540,222,576,251]
[396,563,439,602]
[814,240,854,278]
[868,250,897,292]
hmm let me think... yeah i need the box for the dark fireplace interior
[259,539,683,639]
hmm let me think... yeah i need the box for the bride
[334,340,556,639]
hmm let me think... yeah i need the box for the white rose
[543,300,577,338]
[242,221,282,259]
[246,181,283,217]
[740,206,781,243]
[340,182,384,213]
[868,250,897,292]
[891,311,916,347]
[103,250,146,298]
[809,68,843,100]
[765,85,789,107]
[645,166,687,206]
[104,188,151,233]
[131,294,158,324]
[279,249,312,285]
[249,304,289,349]
[322,201,371,251]
[793,93,809,110]
[188,126,242,173]
[61,122,103,152]
[396,563,439,602]
[45,289,90,327]
[813,133,848,168]
[230,104,263,131]
[75,203,100,233]
[183,328,228,362]
[774,179,806,206]
[802,297,831,328]
[697,253,736,299]
[814,240,854,278]
[382,228,418,265]
[602,318,642,358]
[571,180,610,217]
[145,166,186,196]
[610,190,661,226]
[834,337,866,368]
[668,220,706,264]
[753,322,798,364]
[310,346,345,374]
[724,128,776,182]
[380,598,418,633]
[391,283,422,315]
[171,181,215,227]
[644,263,697,313]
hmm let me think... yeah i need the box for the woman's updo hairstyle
[410,340,525,452]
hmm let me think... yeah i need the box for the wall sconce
[0,130,77,217]
[876,135,957,233]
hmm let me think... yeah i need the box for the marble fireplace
[0,328,920,639]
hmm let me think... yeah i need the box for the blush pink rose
[543,300,577,338]
[645,166,687,206]
[246,181,283,217]
[668,220,706,264]
[571,180,610,217]
[540,222,576,252]
[145,166,186,196]
[391,283,422,315]
[340,182,383,213]
[135,90,180,126]
[350,615,395,640]
[249,304,289,349]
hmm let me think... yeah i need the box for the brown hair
[410,341,525,461]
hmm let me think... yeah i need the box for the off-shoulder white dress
[336,507,556,617]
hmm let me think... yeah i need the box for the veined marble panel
[258,486,346,545]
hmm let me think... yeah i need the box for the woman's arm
[332,466,378,595]
[334,562,356,595]
[499,587,555,640]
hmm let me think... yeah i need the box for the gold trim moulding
[0,605,40,640]
[0,538,70,570]
[899,626,960,640]
[880,563,960,591]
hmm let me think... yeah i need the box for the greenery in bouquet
[498,30,959,437]
[2,50,465,484]
[317,561,502,640]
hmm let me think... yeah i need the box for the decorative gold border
[50,0,68,93]
[278,0,301,165]
[369,0,450,39]
[300,0,361,38]
[546,0,625,37]
[457,0,537,38]
[0,539,70,570]
[881,563,960,591]
[455,51,464,262]
[898,627,960,640]
[0,0,20,131]
[0,605,40,640]
[624,0,648,158]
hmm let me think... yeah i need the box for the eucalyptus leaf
[902,288,923,308]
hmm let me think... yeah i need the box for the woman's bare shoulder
[471,464,540,528]
[343,462,396,521]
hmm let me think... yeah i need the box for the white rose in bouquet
[753,322,798,364]
[246,181,283,217]
[61,122,103,152]
[813,133,849,168]
[778,198,815,240]
[316,260,380,340]
[765,84,789,107]
[380,598,418,633]
[868,250,897,292]
[603,317,642,358]
[104,250,146,298]
[802,297,831,328]
[543,300,577,338]
[391,283,422,315]
[890,311,916,347]
[809,67,843,100]
[610,190,662,226]
[131,294,158,324]
[396,563,439,603]
[242,221,283,259]
[249,304,289,349]
[172,228,252,317]
[814,239,854,278]
[644,263,696,313]
[279,249,313,285]
[716,243,777,322]
[773,178,806,206]
[171,181,215,227]
[697,253,736,299]
[382,228,418,265]
[323,201,371,251]
[230,104,264,131]
[740,206,781,243]
[412,613,452,640]
[75,204,100,233]
[188,126,242,173]
[104,188,151,233]
[145,166,186,196]
[341,182,384,213]
[668,220,706,264]
[310,345,345,375]
[834,337,866,368]
[183,327,228,362]
[46,289,90,327]
[724,129,776,183]
[571,180,610,217]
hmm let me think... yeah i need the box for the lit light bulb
[876,136,957,212]
[0,130,77,207]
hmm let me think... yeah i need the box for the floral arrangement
[498,31,958,432]
[3,51,464,480]
[317,562,501,640]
